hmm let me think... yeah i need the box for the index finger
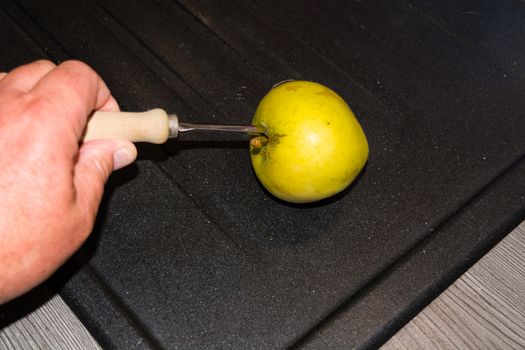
[30,60,119,139]
[0,60,56,93]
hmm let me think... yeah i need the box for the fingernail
[113,147,136,171]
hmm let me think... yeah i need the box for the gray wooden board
[0,288,100,350]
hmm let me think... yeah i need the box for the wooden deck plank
[0,290,100,350]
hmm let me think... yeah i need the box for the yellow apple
[249,81,369,203]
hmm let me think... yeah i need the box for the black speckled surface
[1,0,525,348]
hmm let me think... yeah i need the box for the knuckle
[26,92,63,116]
[60,59,100,104]
[22,93,48,117]
[60,60,93,75]
[31,59,56,71]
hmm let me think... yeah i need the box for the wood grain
[382,222,525,349]
[0,290,100,350]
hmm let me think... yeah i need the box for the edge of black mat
[292,153,525,349]
[52,153,525,350]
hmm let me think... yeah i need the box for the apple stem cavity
[250,135,269,155]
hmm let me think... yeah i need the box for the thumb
[74,139,137,217]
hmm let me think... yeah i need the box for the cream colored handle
[82,108,171,144]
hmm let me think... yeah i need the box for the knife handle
[82,109,174,144]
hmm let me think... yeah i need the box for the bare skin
[0,60,137,304]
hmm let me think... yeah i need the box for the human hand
[0,60,137,303]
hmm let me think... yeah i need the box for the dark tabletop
[1,0,525,348]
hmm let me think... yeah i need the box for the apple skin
[249,81,369,203]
